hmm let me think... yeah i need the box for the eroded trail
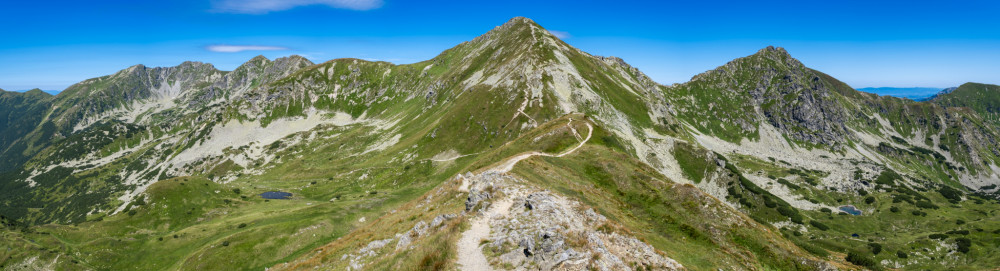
[492,120,593,173]
[456,119,592,270]
[455,197,515,271]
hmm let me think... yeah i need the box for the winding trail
[493,120,592,173]
[428,151,486,162]
[455,119,593,270]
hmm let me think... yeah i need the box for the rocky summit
[2,17,1000,271]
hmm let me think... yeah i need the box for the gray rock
[465,187,492,212]
[430,213,456,228]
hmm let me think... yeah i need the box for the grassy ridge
[510,139,835,270]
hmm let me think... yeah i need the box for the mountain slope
[2,17,1000,271]
[664,46,1000,190]
[663,47,1000,269]
[0,89,54,172]
[930,82,1000,127]
[665,46,852,147]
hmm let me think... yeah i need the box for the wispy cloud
[548,30,571,39]
[205,44,290,53]
[211,0,384,14]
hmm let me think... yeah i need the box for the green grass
[508,136,828,270]
[672,142,711,183]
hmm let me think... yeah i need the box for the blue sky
[1,0,999,91]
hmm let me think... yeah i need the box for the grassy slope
[269,117,852,270]
[512,147,836,270]
[234,115,592,270]
[4,123,462,270]
[932,82,1000,127]
[0,89,55,172]
[720,152,1000,269]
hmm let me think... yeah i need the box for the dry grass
[271,176,468,270]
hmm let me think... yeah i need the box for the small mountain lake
[260,191,293,199]
[839,205,862,215]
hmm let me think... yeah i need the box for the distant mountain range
[855,87,945,101]
[10,85,962,102]
[14,86,955,102]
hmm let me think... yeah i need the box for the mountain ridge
[929,82,1000,128]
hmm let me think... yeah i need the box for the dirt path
[428,151,485,162]
[567,118,583,141]
[503,90,539,129]
[456,119,593,270]
[493,121,592,173]
[456,197,515,271]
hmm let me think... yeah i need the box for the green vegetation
[809,220,829,231]
[511,140,827,270]
[672,142,711,183]
[931,82,1000,127]
[845,251,879,270]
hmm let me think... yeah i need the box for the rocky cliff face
[666,46,851,148]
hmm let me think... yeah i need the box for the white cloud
[548,30,571,39]
[211,0,384,14]
[205,44,290,53]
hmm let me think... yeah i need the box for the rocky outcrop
[457,170,682,271]
[671,46,851,148]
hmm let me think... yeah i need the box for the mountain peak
[275,55,312,65]
[941,82,1000,98]
[693,46,803,81]
[751,46,795,60]
[108,64,148,77]
[23,88,52,97]
[236,55,312,72]
[238,55,273,70]
[930,82,1000,126]
[249,55,271,62]
[503,16,535,26]
[745,45,805,70]
[472,16,547,43]
[177,61,216,70]
[757,45,787,54]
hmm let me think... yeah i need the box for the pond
[839,205,862,215]
[260,191,293,199]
